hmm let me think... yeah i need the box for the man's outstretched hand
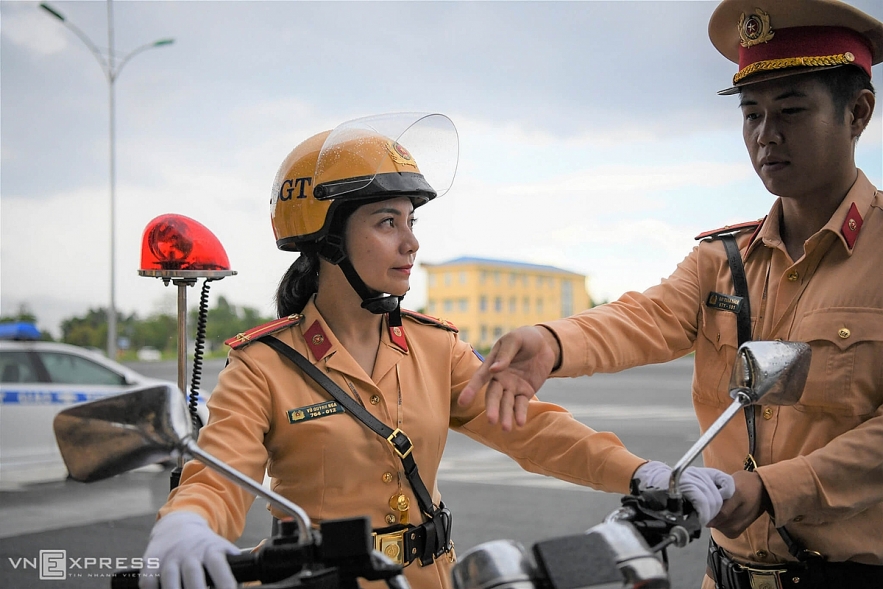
[458,325,560,431]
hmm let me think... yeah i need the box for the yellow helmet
[270,113,458,253]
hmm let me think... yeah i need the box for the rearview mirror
[729,340,811,406]
[53,384,312,544]
[54,384,190,482]
[669,340,810,498]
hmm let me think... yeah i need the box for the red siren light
[138,214,237,280]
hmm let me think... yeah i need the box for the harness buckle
[373,528,407,566]
[734,563,787,589]
[387,428,413,459]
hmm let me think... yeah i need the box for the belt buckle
[373,529,406,566]
[742,565,786,589]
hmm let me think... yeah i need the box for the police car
[0,323,207,487]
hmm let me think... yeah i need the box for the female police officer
[140,113,733,589]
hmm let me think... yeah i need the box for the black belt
[707,539,883,589]
[272,514,453,567]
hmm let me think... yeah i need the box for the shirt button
[838,328,851,339]
[763,407,773,420]
[385,514,397,524]
[382,472,394,483]
[756,550,768,559]
[370,395,381,405]
[787,271,799,282]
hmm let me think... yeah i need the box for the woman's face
[345,196,419,296]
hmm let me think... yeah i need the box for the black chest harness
[260,335,453,567]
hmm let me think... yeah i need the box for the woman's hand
[141,511,240,589]
[458,326,559,431]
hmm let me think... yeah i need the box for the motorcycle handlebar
[111,552,260,589]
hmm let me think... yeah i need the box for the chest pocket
[694,305,741,405]
[791,309,883,416]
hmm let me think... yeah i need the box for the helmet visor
[313,112,458,203]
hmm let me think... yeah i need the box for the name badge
[287,401,345,424]
[706,292,743,314]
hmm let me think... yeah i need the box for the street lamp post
[40,1,173,359]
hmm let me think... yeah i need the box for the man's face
[740,75,855,200]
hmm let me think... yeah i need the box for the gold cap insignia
[739,9,775,48]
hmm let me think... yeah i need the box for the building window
[494,297,502,312]
[459,271,467,284]
[561,280,573,317]
[481,325,488,342]
[428,274,436,287]
[480,271,487,284]
[479,296,487,312]
[509,273,517,286]
[444,272,451,286]
[459,298,468,312]
[508,297,517,314]
[444,299,453,313]
[536,298,544,314]
[493,326,503,339]
[494,271,500,285]
[523,297,530,314]
[460,328,469,343]
[536,276,543,288]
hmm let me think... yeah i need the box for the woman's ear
[849,89,875,140]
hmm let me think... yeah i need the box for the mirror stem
[668,390,751,501]
[183,439,312,545]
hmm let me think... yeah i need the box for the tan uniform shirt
[161,299,645,589]
[544,170,883,567]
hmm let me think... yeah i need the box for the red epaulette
[225,314,304,349]
[694,218,765,241]
[401,309,458,333]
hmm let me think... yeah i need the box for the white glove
[140,511,240,589]
[632,461,735,526]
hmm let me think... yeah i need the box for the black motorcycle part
[533,533,622,589]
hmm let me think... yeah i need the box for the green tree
[61,308,109,349]
[191,296,273,353]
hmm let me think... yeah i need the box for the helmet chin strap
[338,258,403,313]
[318,235,404,324]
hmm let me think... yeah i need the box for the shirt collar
[750,169,877,257]
[298,299,408,383]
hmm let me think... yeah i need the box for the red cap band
[738,26,873,78]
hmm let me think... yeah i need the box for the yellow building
[421,257,592,351]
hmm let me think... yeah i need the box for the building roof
[422,256,584,277]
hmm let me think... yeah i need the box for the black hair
[275,251,319,317]
[273,201,362,317]
[815,66,875,121]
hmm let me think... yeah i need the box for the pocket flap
[793,309,883,351]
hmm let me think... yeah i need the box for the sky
[2,0,882,340]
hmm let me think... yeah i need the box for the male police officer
[460,0,883,587]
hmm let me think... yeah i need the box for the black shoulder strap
[720,234,752,346]
[720,234,758,468]
[718,236,820,562]
[258,335,438,520]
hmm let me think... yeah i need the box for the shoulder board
[694,218,764,241]
[401,310,458,333]
[225,314,304,350]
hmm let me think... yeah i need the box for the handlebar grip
[110,553,259,589]
[110,569,141,589]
